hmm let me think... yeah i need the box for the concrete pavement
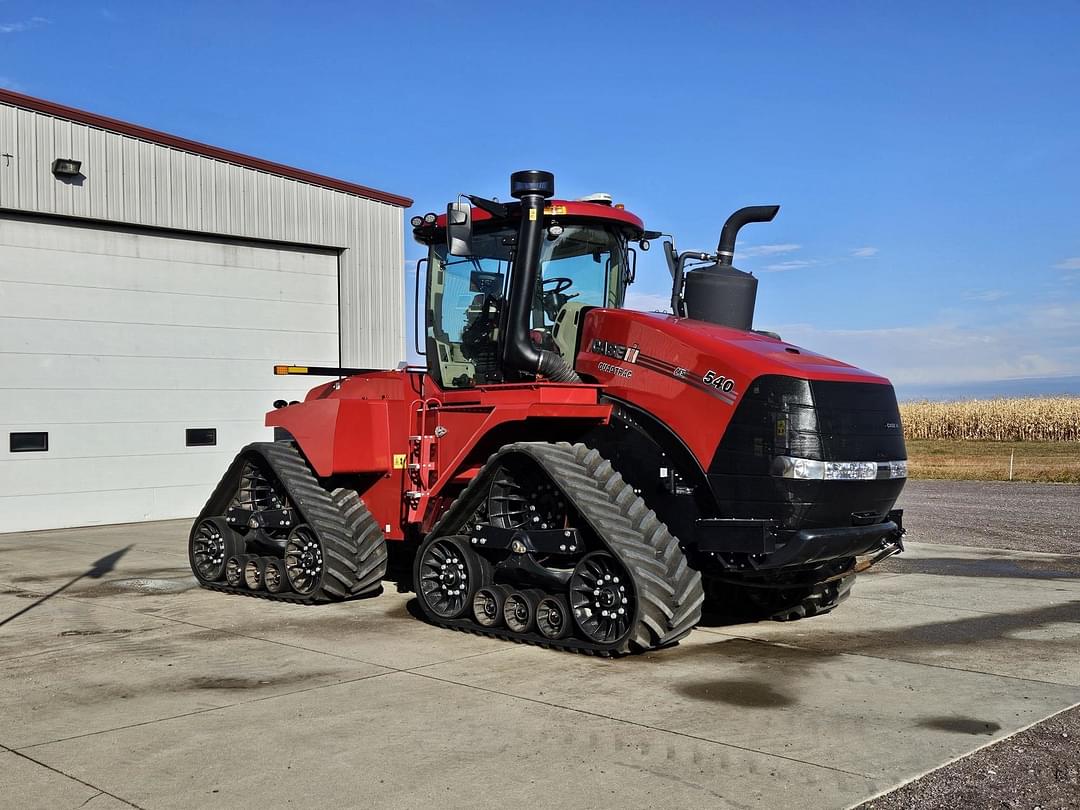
[1,518,1078,809]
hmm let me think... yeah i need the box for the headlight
[773,456,907,480]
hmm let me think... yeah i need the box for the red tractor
[189,170,907,655]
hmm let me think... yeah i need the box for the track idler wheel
[263,558,289,594]
[189,518,244,583]
[473,584,511,628]
[569,552,634,645]
[536,594,572,640]
[416,535,491,620]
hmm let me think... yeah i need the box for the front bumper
[694,509,904,570]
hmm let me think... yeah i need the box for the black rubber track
[704,572,856,622]
[766,573,856,622]
[330,488,389,597]
[426,441,704,655]
[190,441,385,603]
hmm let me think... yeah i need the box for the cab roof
[414,199,645,244]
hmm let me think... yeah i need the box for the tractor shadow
[667,598,1080,717]
[876,555,1080,580]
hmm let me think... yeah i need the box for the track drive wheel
[415,535,491,620]
[189,518,245,583]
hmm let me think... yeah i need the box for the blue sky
[3,1,1079,397]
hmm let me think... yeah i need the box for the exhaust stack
[682,205,779,331]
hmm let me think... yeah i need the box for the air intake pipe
[682,205,779,331]
[502,170,582,382]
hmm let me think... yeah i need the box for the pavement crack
[75,790,103,808]
[610,761,745,805]
[4,748,145,809]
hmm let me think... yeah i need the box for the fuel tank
[576,309,907,529]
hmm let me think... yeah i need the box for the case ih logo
[591,338,640,363]
[590,337,738,404]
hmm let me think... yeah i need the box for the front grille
[708,375,907,529]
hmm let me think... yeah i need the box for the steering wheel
[542,277,575,296]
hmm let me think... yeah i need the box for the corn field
[900,396,1080,442]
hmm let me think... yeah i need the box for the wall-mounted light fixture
[51,158,82,177]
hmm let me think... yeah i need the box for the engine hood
[653,312,886,382]
[576,308,895,468]
[582,309,889,384]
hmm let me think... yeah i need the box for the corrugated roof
[0,87,413,208]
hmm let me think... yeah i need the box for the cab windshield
[426,223,627,388]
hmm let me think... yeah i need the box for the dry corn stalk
[900,396,1080,442]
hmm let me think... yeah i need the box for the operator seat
[460,292,502,383]
[552,302,589,361]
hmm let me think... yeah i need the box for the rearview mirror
[447,202,473,256]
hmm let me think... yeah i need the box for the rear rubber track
[426,441,704,655]
[767,573,855,621]
[704,571,855,622]
[192,441,386,603]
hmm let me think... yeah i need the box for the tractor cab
[412,172,650,389]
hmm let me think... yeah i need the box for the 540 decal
[702,369,736,393]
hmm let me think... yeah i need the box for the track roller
[225,555,247,588]
[536,594,572,640]
[243,557,266,590]
[473,584,512,628]
[263,558,289,594]
[503,589,542,633]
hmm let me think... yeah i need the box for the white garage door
[0,215,340,533]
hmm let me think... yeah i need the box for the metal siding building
[0,89,411,532]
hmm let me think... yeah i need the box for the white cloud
[962,289,1008,303]
[851,247,879,258]
[1053,257,1080,271]
[739,243,801,258]
[762,259,817,273]
[0,16,49,34]
[773,303,1080,387]
[624,289,671,313]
